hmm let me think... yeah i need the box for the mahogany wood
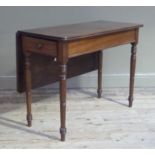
[22,36,57,57]
[68,30,136,57]
[128,43,137,107]
[24,52,32,127]
[16,32,25,92]
[97,51,103,98]
[17,52,98,92]
[57,42,68,141]
[19,20,143,41]
[16,20,143,141]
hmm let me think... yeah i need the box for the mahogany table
[16,20,143,141]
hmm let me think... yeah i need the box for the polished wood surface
[19,20,142,41]
[57,42,68,141]
[16,20,143,141]
[68,29,136,57]
[128,43,137,107]
[22,36,57,56]
[24,52,32,127]
[17,51,99,93]
[97,51,103,98]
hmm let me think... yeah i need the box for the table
[16,20,143,141]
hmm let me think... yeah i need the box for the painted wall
[0,6,154,89]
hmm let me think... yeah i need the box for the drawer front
[22,36,57,56]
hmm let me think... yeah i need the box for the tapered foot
[60,128,66,141]
[27,114,32,127]
[128,96,133,108]
[97,89,102,98]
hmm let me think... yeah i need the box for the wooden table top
[19,20,143,41]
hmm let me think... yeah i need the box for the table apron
[68,29,137,58]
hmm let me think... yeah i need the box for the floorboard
[0,88,155,148]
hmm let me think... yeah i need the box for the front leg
[59,64,67,141]
[128,43,137,107]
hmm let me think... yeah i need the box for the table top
[19,20,143,41]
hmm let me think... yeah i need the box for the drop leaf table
[16,20,143,141]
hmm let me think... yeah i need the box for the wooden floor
[0,88,155,149]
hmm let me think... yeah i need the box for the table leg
[59,64,67,141]
[97,51,103,98]
[24,52,32,127]
[128,43,137,107]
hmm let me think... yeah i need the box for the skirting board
[0,73,155,89]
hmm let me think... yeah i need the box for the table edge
[17,24,143,42]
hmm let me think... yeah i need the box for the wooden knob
[36,43,43,49]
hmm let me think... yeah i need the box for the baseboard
[0,73,155,89]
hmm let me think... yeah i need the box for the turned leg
[24,52,32,127]
[59,64,67,141]
[128,43,137,107]
[97,51,103,98]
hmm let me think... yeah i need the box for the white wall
[0,6,154,89]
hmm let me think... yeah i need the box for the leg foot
[128,96,133,107]
[27,114,32,127]
[60,127,66,141]
[97,89,102,98]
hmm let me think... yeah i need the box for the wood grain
[24,52,32,127]
[17,52,98,93]
[16,20,143,141]
[0,88,155,148]
[19,20,143,41]
[22,36,57,56]
[68,30,136,57]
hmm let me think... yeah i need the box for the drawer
[22,36,57,56]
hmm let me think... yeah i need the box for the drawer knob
[36,43,44,49]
